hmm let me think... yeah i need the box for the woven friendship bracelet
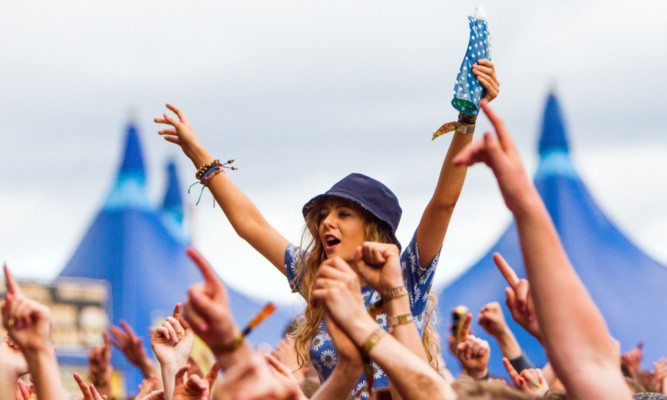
[196,159,220,180]
[381,286,408,303]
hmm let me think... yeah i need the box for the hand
[108,319,153,371]
[324,312,363,369]
[155,104,208,167]
[151,304,194,370]
[271,336,301,376]
[454,314,490,380]
[173,363,220,400]
[477,302,510,338]
[1,266,52,354]
[264,353,300,386]
[472,59,499,102]
[491,253,541,341]
[136,375,161,399]
[0,335,28,379]
[88,332,112,387]
[620,342,643,378]
[310,257,370,337]
[453,100,536,214]
[350,242,403,293]
[214,354,301,400]
[73,372,108,400]
[182,247,241,354]
[652,358,667,394]
[137,390,165,400]
[502,358,549,396]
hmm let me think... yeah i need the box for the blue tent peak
[159,160,187,242]
[161,160,183,215]
[120,123,146,176]
[538,93,570,157]
[103,122,149,210]
[535,93,577,181]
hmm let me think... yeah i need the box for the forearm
[0,371,20,400]
[24,349,67,400]
[191,158,289,271]
[368,335,455,400]
[513,192,627,396]
[214,341,256,373]
[310,361,362,400]
[138,357,159,379]
[416,132,473,267]
[494,329,522,361]
[384,296,427,362]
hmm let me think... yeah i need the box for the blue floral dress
[284,231,440,399]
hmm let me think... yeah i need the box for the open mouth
[324,235,340,248]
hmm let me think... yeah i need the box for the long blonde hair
[291,197,440,370]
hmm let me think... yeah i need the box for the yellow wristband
[387,313,414,332]
[381,286,408,303]
[210,334,244,354]
[362,327,387,355]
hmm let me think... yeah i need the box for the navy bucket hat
[302,173,402,247]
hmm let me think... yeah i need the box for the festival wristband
[387,313,414,332]
[362,327,388,355]
[381,286,408,303]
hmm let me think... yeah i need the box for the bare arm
[453,100,630,400]
[416,60,499,268]
[2,266,67,400]
[155,104,289,273]
[312,257,456,400]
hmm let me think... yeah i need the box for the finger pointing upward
[493,252,519,289]
[3,264,21,295]
[186,247,222,293]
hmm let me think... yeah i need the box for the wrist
[189,145,214,169]
[348,317,380,348]
[464,367,489,380]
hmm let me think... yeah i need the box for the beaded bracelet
[196,159,220,180]
[189,158,238,206]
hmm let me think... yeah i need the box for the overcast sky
[2,0,666,310]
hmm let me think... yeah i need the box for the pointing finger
[493,253,519,289]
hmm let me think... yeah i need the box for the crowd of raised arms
[2,60,665,400]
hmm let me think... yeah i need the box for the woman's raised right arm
[155,104,290,274]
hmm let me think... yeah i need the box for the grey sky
[2,0,666,308]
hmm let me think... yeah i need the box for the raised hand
[310,257,368,336]
[502,358,549,396]
[2,267,51,354]
[472,59,500,102]
[214,354,301,400]
[492,253,541,341]
[620,342,643,378]
[151,304,194,370]
[173,362,220,400]
[477,302,509,338]
[154,104,210,168]
[108,319,156,377]
[88,332,113,393]
[452,100,536,214]
[0,335,28,379]
[453,314,490,379]
[351,242,403,293]
[136,375,161,399]
[182,247,241,356]
[73,372,107,400]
